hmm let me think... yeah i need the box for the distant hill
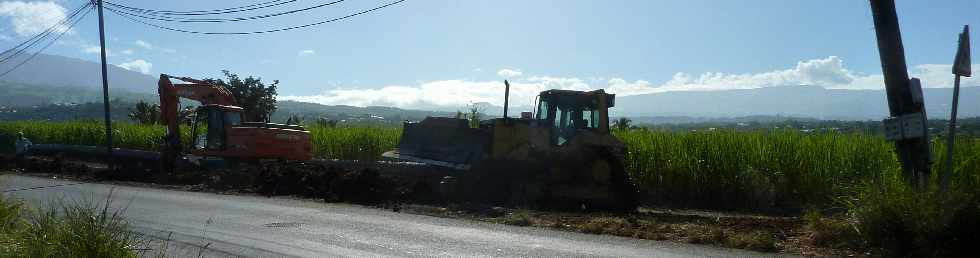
[0,53,157,93]
[0,81,155,107]
[0,82,451,123]
[273,101,453,124]
[615,85,980,120]
[2,53,976,122]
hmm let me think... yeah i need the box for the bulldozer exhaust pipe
[503,80,510,119]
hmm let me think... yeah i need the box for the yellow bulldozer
[384,81,638,211]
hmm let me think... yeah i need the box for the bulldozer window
[553,105,601,146]
[536,98,550,120]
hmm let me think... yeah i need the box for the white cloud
[134,40,153,49]
[497,68,522,78]
[131,39,175,53]
[121,49,134,55]
[902,64,980,89]
[117,59,152,74]
[659,56,858,91]
[282,56,980,110]
[0,1,68,37]
[298,50,315,56]
[82,45,115,56]
[83,46,101,54]
[606,78,657,95]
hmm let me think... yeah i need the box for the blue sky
[0,0,977,110]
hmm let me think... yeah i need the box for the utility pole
[95,0,114,171]
[942,25,971,192]
[870,0,933,189]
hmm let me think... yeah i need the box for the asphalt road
[1,174,782,258]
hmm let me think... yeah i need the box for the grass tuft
[498,210,533,226]
[0,192,145,258]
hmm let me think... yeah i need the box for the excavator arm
[158,74,237,138]
[158,74,238,172]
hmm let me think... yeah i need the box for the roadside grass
[5,121,980,256]
[803,139,980,257]
[495,209,533,226]
[0,192,146,258]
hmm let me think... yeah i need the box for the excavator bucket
[383,117,484,170]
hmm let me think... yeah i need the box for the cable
[104,0,298,16]
[103,0,346,23]
[105,0,293,16]
[0,5,93,78]
[107,0,406,35]
[0,2,90,61]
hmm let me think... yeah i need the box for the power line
[106,0,406,35]
[0,5,93,78]
[0,2,91,63]
[103,0,346,23]
[103,0,298,16]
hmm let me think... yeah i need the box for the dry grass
[0,192,146,258]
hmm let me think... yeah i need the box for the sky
[0,0,978,110]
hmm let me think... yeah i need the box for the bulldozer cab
[535,89,614,145]
[190,105,243,150]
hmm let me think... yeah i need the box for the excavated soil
[2,155,414,207]
[0,154,866,256]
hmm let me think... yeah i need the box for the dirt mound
[10,156,414,207]
[251,161,409,205]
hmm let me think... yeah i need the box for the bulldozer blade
[391,117,485,167]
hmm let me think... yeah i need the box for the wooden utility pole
[869,0,932,188]
[95,0,114,170]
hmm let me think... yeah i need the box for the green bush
[851,179,980,257]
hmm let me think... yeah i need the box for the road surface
[1,174,783,258]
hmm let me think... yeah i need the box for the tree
[128,100,160,125]
[204,70,278,122]
[468,104,484,128]
[613,117,632,131]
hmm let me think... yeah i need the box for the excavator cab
[190,105,243,151]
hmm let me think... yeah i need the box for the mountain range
[0,53,157,93]
[615,85,979,120]
[0,53,975,122]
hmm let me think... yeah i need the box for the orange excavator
[158,74,312,172]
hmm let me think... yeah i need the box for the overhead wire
[105,0,406,35]
[0,2,91,63]
[102,0,346,23]
[103,0,299,16]
[0,3,94,78]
